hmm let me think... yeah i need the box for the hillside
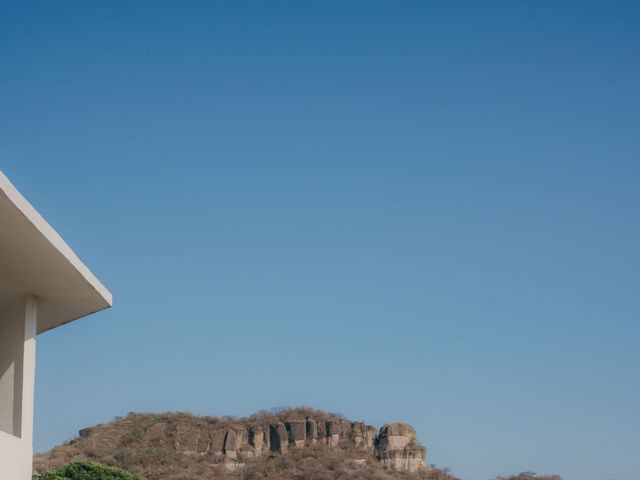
[33,408,454,480]
[34,408,562,480]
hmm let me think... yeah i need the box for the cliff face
[34,408,435,480]
[377,423,426,473]
[190,416,421,472]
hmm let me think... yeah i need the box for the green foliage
[33,461,142,480]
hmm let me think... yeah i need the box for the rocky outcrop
[199,415,425,472]
[306,419,318,445]
[247,425,264,454]
[377,423,426,473]
[34,408,429,477]
[326,419,341,447]
[269,422,288,454]
[285,420,306,448]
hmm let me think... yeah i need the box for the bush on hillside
[497,474,561,480]
[33,461,142,480]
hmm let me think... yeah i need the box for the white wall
[0,430,32,480]
[0,297,37,480]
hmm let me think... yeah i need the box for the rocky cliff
[377,423,426,473]
[34,408,445,480]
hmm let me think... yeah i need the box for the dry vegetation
[496,474,562,480]
[33,408,560,480]
[232,447,457,480]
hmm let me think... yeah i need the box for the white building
[0,171,112,479]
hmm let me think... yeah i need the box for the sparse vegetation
[496,474,561,480]
[33,408,562,480]
[236,446,457,480]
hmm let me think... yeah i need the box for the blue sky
[1,2,639,479]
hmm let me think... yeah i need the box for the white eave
[0,170,112,334]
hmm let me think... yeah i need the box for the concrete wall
[0,430,32,480]
[0,297,37,480]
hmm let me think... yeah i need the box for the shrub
[33,461,142,480]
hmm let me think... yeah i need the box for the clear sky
[1,2,639,480]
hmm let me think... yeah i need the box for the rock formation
[33,408,430,478]
[160,412,427,471]
[377,423,427,473]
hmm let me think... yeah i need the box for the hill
[34,407,454,480]
[33,407,562,480]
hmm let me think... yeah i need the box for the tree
[33,461,142,480]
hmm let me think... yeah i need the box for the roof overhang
[0,171,112,334]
